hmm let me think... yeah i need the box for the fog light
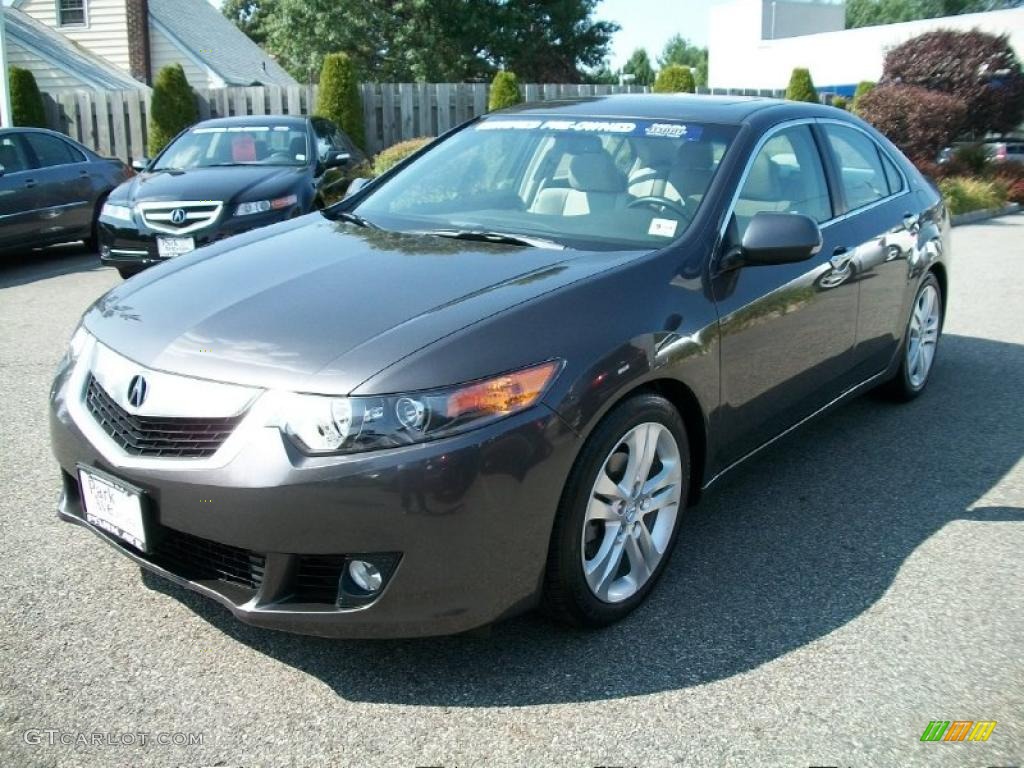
[348,559,382,593]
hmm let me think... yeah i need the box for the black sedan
[98,115,363,278]
[49,95,948,638]
[0,128,131,254]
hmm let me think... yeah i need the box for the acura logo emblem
[170,208,188,225]
[127,375,148,408]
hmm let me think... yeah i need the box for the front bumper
[98,208,296,272]
[49,348,579,638]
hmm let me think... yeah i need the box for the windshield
[152,125,310,170]
[351,116,737,250]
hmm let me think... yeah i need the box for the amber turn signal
[447,361,560,419]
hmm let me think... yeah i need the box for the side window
[824,125,889,210]
[24,133,83,168]
[734,125,831,238]
[0,135,33,173]
[311,119,332,162]
[879,149,904,195]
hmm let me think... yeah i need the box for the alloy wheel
[906,283,940,388]
[581,422,683,603]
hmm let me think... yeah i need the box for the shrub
[938,176,1007,215]
[831,95,849,111]
[148,64,197,155]
[372,137,433,176]
[8,67,46,128]
[851,80,875,114]
[856,84,966,164]
[488,71,521,111]
[952,143,991,176]
[993,162,1024,204]
[653,65,695,94]
[882,29,1024,137]
[786,68,818,103]
[317,53,364,150]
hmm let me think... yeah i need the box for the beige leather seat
[668,141,716,201]
[531,151,627,216]
[628,140,680,201]
[734,153,790,219]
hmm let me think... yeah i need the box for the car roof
[193,115,310,129]
[497,93,839,125]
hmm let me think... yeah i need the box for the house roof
[147,0,297,87]
[3,7,146,91]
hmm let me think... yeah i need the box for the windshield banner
[477,117,703,141]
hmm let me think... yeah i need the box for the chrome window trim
[716,117,912,250]
[136,200,224,236]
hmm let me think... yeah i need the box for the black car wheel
[543,393,690,627]
[881,272,943,401]
[84,193,109,254]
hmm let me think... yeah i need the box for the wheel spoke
[586,497,620,522]
[593,467,629,502]
[588,537,626,599]
[642,460,678,497]
[623,535,654,585]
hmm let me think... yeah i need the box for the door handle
[829,246,852,270]
[903,212,920,229]
[24,178,37,189]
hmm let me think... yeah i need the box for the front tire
[881,273,943,401]
[543,394,690,627]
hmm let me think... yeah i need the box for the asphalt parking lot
[1,219,1021,768]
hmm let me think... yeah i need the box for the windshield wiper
[415,229,566,250]
[334,210,378,229]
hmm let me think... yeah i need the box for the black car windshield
[350,116,737,250]
[152,125,309,170]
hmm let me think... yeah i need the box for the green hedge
[8,67,46,128]
[488,71,521,111]
[851,80,875,114]
[317,53,364,150]
[653,65,695,94]
[148,64,198,155]
[372,137,433,176]
[786,68,818,103]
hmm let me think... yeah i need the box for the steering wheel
[266,151,293,163]
[626,195,692,224]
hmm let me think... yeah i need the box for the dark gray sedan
[48,95,949,638]
[0,127,131,254]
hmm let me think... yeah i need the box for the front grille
[152,527,265,591]
[86,375,243,459]
[138,201,222,235]
[293,555,347,604]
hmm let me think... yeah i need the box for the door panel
[23,133,95,239]
[711,124,859,467]
[0,134,40,249]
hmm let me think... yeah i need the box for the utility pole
[0,4,12,127]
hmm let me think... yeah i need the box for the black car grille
[293,555,347,604]
[85,375,243,459]
[152,527,266,591]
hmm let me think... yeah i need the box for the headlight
[281,361,561,454]
[235,194,298,217]
[101,202,133,222]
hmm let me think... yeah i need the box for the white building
[708,0,1024,94]
[9,0,296,91]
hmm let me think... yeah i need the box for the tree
[622,48,656,86]
[846,0,1023,27]
[582,63,619,85]
[489,70,522,111]
[658,35,708,86]
[222,0,278,46]
[856,84,966,161]
[653,65,696,93]
[882,29,1024,136]
[852,80,876,113]
[786,68,819,102]
[148,64,197,155]
[8,67,46,128]
[317,53,365,149]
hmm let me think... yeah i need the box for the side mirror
[324,151,351,169]
[0,164,5,177]
[723,212,822,270]
[344,177,371,199]
[131,157,150,172]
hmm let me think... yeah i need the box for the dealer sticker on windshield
[648,218,679,238]
[477,117,703,140]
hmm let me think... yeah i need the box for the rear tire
[542,394,690,628]
[879,273,943,401]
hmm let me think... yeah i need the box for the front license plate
[157,236,195,258]
[78,466,148,552]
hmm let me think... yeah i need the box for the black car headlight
[280,361,561,455]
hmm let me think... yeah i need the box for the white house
[10,0,296,90]
[708,0,1024,94]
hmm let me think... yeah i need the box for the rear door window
[24,133,84,168]
[823,124,890,211]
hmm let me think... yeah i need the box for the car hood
[82,215,643,394]
[117,165,307,205]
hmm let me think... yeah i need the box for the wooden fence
[41,82,791,163]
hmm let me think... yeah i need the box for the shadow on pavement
[141,333,1024,705]
[0,243,106,290]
